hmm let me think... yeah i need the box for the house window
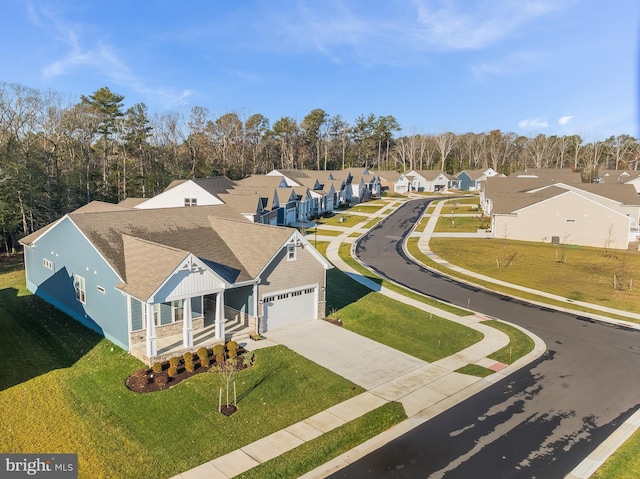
[566,219,576,223]
[153,301,185,326]
[172,299,184,322]
[184,198,197,206]
[43,258,53,270]
[74,274,86,304]
[287,243,297,261]
[97,285,106,294]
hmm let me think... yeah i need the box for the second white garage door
[262,285,318,332]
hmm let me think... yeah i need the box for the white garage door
[262,285,318,332]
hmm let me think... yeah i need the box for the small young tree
[213,350,253,414]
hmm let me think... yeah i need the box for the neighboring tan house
[377,171,403,193]
[456,168,501,191]
[490,183,640,249]
[19,202,332,364]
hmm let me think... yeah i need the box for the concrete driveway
[264,320,428,390]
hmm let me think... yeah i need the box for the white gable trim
[255,231,332,281]
[150,253,232,303]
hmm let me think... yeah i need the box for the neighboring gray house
[455,168,501,191]
[20,202,332,364]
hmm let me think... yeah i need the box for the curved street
[330,198,640,479]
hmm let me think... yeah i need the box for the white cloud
[412,0,568,51]
[471,50,549,79]
[269,0,573,66]
[519,118,549,130]
[558,116,574,125]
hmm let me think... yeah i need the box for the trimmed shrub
[227,340,239,359]
[197,347,209,362]
[151,362,162,374]
[169,356,180,369]
[167,365,178,377]
[212,344,225,356]
[183,351,193,363]
[184,358,195,372]
[200,356,210,368]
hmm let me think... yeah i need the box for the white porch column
[182,298,193,348]
[215,290,225,340]
[253,283,260,334]
[145,303,157,360]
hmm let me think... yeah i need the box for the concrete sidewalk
[171,197,546,479]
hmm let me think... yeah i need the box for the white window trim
[287,243,297,261]
[43,258,54,270]
[74,274,86,304]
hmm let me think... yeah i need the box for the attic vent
[551,236,560,245]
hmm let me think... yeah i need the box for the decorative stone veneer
[129,316,205,345]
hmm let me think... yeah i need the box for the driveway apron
[265,320,428,390]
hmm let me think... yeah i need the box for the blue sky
[1,0,638,141]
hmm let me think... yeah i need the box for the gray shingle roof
[35,203,294,300]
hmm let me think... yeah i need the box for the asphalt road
[330,198,640,479]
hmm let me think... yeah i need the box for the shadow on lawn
[325,268,375,312]
[0,260,101,391]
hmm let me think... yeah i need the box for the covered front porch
[129,308,255,365]
[128,285,258,365]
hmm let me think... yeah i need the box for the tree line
[1,81,638,252]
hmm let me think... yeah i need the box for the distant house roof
[491,186,566,214]
[164,177,237,196]
[509,168,582,183]
[235,175,288,189]
[565,183,640,205]
[378,171,402,182]
[411,170,456,181]
[117,198,147,208]
[596,169,640,184]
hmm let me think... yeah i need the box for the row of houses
[481,169,640,250]
[123,168,382,228]
[390,167,640,195]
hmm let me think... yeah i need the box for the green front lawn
[337,243,471,317]
[434,215,483,233]
[315,213,366,228]
[307,228,343,236]
[239,401,406,479]
[0,257,370,479]
[349,205,384,214]
[326,268,482,362]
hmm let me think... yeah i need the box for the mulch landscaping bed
[125,349,250,393]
